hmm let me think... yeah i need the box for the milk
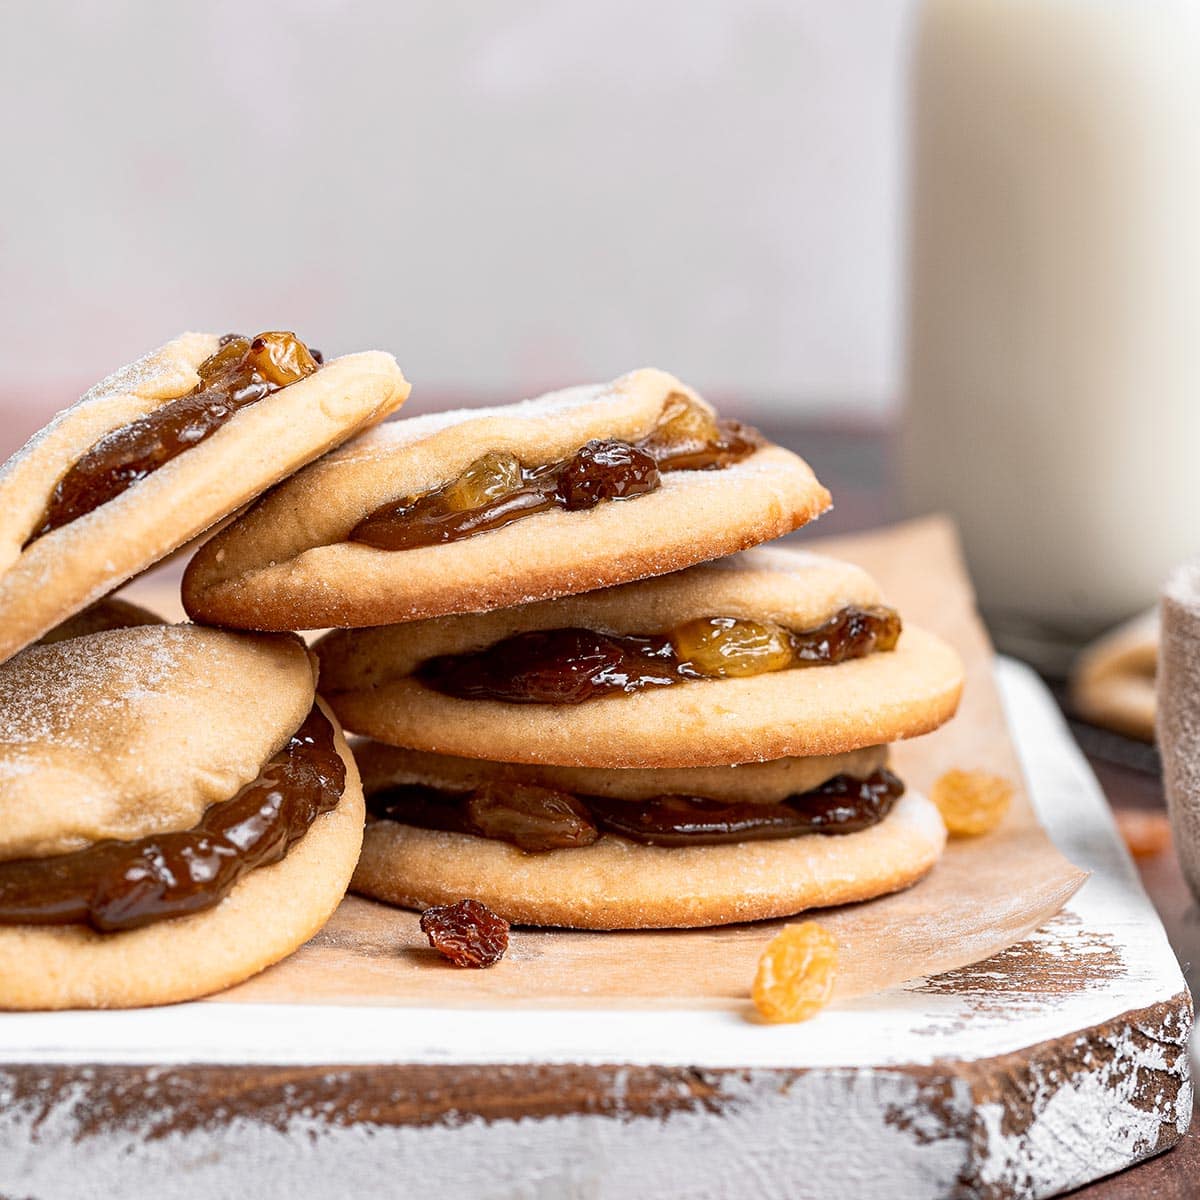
[903,0,1200,667]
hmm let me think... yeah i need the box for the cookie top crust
[0,333,409,663]
[181,369,832,629]
[191,369,745,566]
[355,740,889,806]
[0,624,316,860]
[0,332,219,570]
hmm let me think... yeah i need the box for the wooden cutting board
[0,519,1190,1199]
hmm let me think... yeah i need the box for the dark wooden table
[777,420,1199,1197]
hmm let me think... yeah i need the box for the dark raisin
[420,898,510,968]
[554,439,660,510]
[466,782,599,852]
[347,399,763,553]
[417,627,680,704]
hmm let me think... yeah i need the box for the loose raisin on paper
[420,899,510,968]
[931,769,1013,837]
[751,921,838,1024]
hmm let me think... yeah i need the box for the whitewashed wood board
[0,659,1190,1200]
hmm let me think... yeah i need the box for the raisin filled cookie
[0,332,409,663]
[181,369,831,630]
[314,548,964,769]
[348,739,947,929]
[0,624,363,1009]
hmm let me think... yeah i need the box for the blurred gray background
[0,0,912,437]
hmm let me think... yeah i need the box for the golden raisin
[671,616,794,678]
[931,769,1014,836]
[1114,809,1172,859]
[752,921,838,1023]
[441,452,524,512]
[246,331,319,387]
[650,393,721,446]
[196,336,252,384]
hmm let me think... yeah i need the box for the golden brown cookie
[350,738,934,928]
[0,332,409,665]
[0,625,363,1009]
[353,791,946,929]
[316,548,965,768]
[181,369,831,630]
[1070,610,1157,742]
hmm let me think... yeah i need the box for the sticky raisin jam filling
[417,606,901,704]
[348,392,764,552]
[0,706,343,932]
[26,331,321,546]
[367,768,904,852]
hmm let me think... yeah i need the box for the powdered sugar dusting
[0,626,189,750]
[348,377,640,455]
[0,752,36,780]
[78,343,186,407]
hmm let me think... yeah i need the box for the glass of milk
[903,0,1200,672]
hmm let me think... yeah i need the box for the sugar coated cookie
[316,548,964,768]
[0,624,363,1009]
[0,332,408,664]
[182,369,831,629]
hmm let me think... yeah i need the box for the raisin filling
[348,392,763,552]
[0,706,343,932]
[417,606,902,704]
[26,331,321,546]
[367,768,904,852]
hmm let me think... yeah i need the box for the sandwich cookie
[0,331,409,664]
[181,369,831,630]
[349,741,947,928]
[314,548,965,769]
[0,624,363,1009]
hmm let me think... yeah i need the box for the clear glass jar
[904,0,1200,671]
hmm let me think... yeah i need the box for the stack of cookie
[0,331,407,1008]
[187,367,965,930]
[0,336,963,1012]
